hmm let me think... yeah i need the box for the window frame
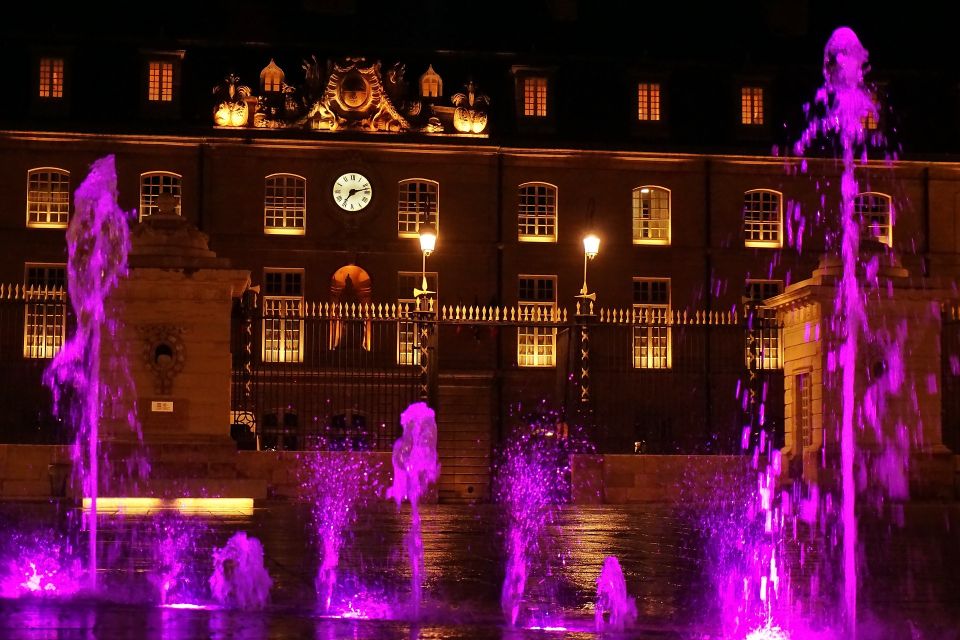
[23,262,67,359]
[744,278,783,370]
[522,76,549,118]
[517,274,557,368]
[517,182,558,242]
[139,171,182,220]
[263,173,307,236]
[740,85,765,126]
[397,271,439,366]
[794,369,813,449]
[261,268,305,364]
[855,191,893,248]
[38,57,64,99]
[397,179,440,238]
[632,277,672,370]
[632,185,671,245]
[743,189,783,248]
[26,167,71,228]
[147,60,175,102]
[637,82,662,122]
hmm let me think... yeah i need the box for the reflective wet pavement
[0,502,958,639]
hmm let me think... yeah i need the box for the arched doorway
[328,264,373,350]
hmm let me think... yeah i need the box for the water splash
[42,155,142,589]
[209,532,272,609]
[386,402,440,617]
[793,28,879,636]
[0,531,82,599]
[150,515,208,606]
[301,452,374,613]
[594,555,637,631]
[494,432,560,626]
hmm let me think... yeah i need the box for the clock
[332,172,373,212]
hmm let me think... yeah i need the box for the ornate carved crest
[138,325,186,395]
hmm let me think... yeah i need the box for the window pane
[398,180,439,237]
[27,169,70,227]
[264,174,306,233]
[23,264,67,359]
[518,183,557,241]
[743,191,781,246]
[632,186,669,243]
[140,173,182,219]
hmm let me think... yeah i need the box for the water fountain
[386,401,440,616]
[594,555,637,631]
[209,532,272,609]
[42,154,142,590]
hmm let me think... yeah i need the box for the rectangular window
[637,83,661,121]
[397,180,439,237]
[523,76,548,117]
[855,193,892,247]
[632,186,670,244]
[795,371,812,448]
[264,174,306,234]
[27,169,70,228]
[741,86,764,125]
[745,279,783,370]
[397,271,438,365]
[518,183,557,241]
[148,61,174,102]
[23,264,67,359]
[518,276,556,367]
[262,269,304,363]
[632,278,671,369]
[38,58,64,99]
[743,190,782,247]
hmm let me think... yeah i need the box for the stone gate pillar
[766,249,955,498]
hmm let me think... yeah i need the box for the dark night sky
[0,0,952,71]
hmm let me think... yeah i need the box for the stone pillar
[766,249,955,497]
[106,202,249,445]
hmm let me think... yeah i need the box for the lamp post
[414,224,437,402]
[577,233,600,405]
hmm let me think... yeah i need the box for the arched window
[518,182,557,242]
[743,189,782,248]
[855,192,892,247]
[419,64,442,98]
[140,172,182,219]
[397,179,439,238]
[26,168,70,228]
[632,186,670,245]
[264,173,306,235]
[260,59,285,93]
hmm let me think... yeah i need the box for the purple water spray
[43,155,139,590]
[794,28,878,636]
[595,555,637,631]
[386,402,440,617]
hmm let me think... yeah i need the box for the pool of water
[0,501,958,639]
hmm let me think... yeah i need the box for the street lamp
[579,233,600,299]
[415,223,437,299]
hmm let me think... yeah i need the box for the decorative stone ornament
[452,80,490,134]
[212,74,251,127]
[139,324,186,395]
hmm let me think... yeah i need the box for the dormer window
[148,61,174,102]
[419,64,442,98]
[523,76,549,117]
[741,86,764,125]
[38,58,64,99]
[637,83,661,121]
[260,59,285,93]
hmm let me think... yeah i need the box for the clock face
[332,173,373,212]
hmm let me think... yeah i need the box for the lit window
[861,111,878,131]
[26,168,70,228]
[262,269,304,363]
[744,279,783,370]
[148,61,174,102]
[795,371,812,448]
[523,76,548,117]
[264,174,306,235]
[260,59,285,93]
[419,65,442,98]
[632,186,670,244]
[637,83,661,121]
[741,86,764,125]
[743,190,782,248]
[398,179,439,238]
[632,278,671,369]
[855,192,892,247]
[139,172,182,219]
[397,271,438,366]
[518,182,557,242]
[518,276,556,368]
[38,58,64,99]
[23,264,67,359]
